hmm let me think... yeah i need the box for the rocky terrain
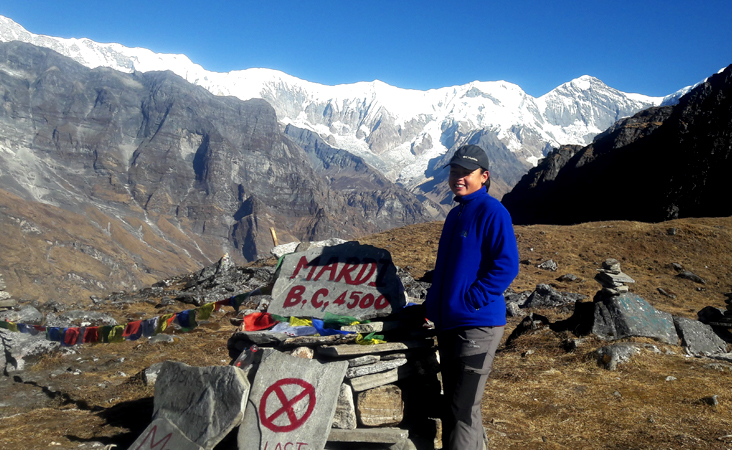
[0,40,437,303]
[1,215,731,449]
[503,64,732,225]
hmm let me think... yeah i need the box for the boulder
[0,328,60,372]
[591,293,678,345]
[673,317,728,356]
[153,361,250,450]
[522,284,586,309]
[0,305,44,325]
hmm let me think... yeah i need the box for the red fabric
[123,320,142,338]
[243,312,279,331]
[64,327,80,346]
[83,327,100,343]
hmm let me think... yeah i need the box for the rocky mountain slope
[0,15,668,206]
[503,64,732,224]
[0,41,435,303]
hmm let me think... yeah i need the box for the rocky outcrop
[0,41,437,302]
[503,65,732,224]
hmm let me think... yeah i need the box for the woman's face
[449,165,489,197]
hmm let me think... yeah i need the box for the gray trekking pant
[438,326,504,450]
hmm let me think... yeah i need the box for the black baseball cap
[446,145,490,171]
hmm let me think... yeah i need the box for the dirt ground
[1,216,731,449]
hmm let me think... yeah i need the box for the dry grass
[1,216,732,449]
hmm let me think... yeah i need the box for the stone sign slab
[153,362,250,450]
[239,351,348,450]
[269,242,407,320]
[128,418,204,450]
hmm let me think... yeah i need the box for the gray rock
[504,289,531,306]
[45,310,117,327]
[505,302,524,317]
[346,355,381,368]
[148,335,179,345]
[602,258,622,273]
[522,284,586,309]
[128,418,204,450]
[677,271,706,284]
[239,351,348,450]
[701,395,719,406]
[0,305,44,325]
[591,293,679,345]
[596,344,639,370]
[0,328,60,372]
[346,359,407,379]
[331,383,357,430]
[153,361,250,450]
[537,260,558,271]
[556,273,579,282]
[349,365,415,392]
[317,340,433,358]
[673,317,728,356]
[327,427,410,444]
[595,271,635,286]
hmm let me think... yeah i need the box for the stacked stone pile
[594,258,635,296]
[227,307,441,449]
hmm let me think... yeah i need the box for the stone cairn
[225,242,442,450]
[227,304,442,449]
[0,273,16,312]
[594,258,635,296]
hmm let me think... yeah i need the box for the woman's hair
[480,168,491,192]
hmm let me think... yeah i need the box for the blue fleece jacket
[425,188,519,330]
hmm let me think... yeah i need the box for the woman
[425,144,519,449]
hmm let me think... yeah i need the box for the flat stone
[128,418,203,450]
[331,383,357,430]
[381,353,408,361]
[229,330,289,346]
[346,359,407,379]
[45,310,118,327]
[153,362,250,450]
[356,385,404,427]
[346,355,381,367]
[269,242,407,320]
[591,293,679,345]
[239,351,348,450]
[677,271,706,284]
[282,334,357,347]
[596,271,636,285]
[327,428,409,443]
[0,299,18,308]
[349,365,415,392]
[674,316,728,356]
[340,321,400,333]
[602,258,622,273]
[318,340,433,358]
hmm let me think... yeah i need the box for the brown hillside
[1,216,731,449]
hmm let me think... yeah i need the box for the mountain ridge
[0,14,674,205]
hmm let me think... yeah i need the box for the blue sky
[1,0,730,97]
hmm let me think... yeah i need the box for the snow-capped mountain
[0,15,674,201]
